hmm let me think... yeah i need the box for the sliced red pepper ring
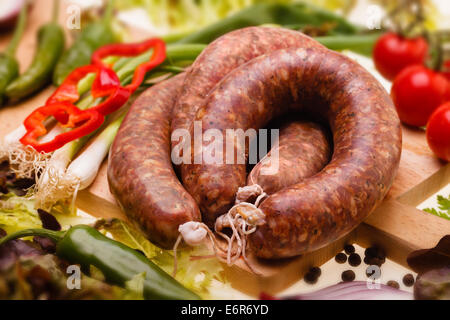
[46,64,127,116]
[46,65,101,105]
[91,38,167,93]
[90,85,130,115]
[91,66,123,98]
[20,103,104,153]
[125,40,166,92]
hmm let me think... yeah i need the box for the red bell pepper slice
[91,38,167,93]
[20,103,104,153]
[46,65,101,105]
[46,64,127,116]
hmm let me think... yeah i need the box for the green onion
[66,113,126,190]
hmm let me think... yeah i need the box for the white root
[0,119,60,180]
[34,166,80,211]
[0,141,51,180]
[173,221,223,276]
[173,184,267,275]
[34,113,126,210]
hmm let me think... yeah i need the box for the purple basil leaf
[11,188,27,196]
[414,267,450,300]
[0,238,42,271]
[12,177,35,190]
[407,235,450,275]
[0,176,8,194]
[33,236,56,253]
[37,209,61,231]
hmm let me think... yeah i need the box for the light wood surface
[0,0,449,295]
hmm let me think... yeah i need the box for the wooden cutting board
[1,0,449,296]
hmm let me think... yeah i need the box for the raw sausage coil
[182,47,402,258]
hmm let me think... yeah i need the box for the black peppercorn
[344,244,355,255]
[335,252,347,264]
[387,280,399,289]
[348,253,362,267]
[365,246,385,259]
[304,267,321,285]
[402,274,415,287]
[304,272,317,284]
[310,266,321,277]
[341,270,355,282]
[364,246,386,266]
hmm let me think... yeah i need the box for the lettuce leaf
[123,272,146,300]
[0,193,94,235]
[95,218,226,298]
[0,194,42,234]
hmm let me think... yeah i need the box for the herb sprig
[424,194,450,221]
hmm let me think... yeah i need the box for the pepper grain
[365,246,385,259]
[364,256,383,266]
[341,270,355,282]
[344,244,355,255]
[402,274,415,287]
[348,253,362,267]
[335,252,347,264]
[364,246,386,266]
[304,267,321,284]
[387,280,400,289]
[310,266,321,277]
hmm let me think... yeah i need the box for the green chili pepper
[0,3,27,106]
[177,2,360,45]
[5,0,64,102]
[0,225,200,300]
[52,0,118,86]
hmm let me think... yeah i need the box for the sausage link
[108,74,201,249]
[248,120,331,195]
[183,47,402,258]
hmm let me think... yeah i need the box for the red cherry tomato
[426,103,450,162]
[441,60,450,81]
[373,32,428,81]
[391,65,449,127]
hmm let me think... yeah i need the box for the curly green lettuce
[95,218,227,298]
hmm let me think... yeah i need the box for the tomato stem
[385,0,426,38]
